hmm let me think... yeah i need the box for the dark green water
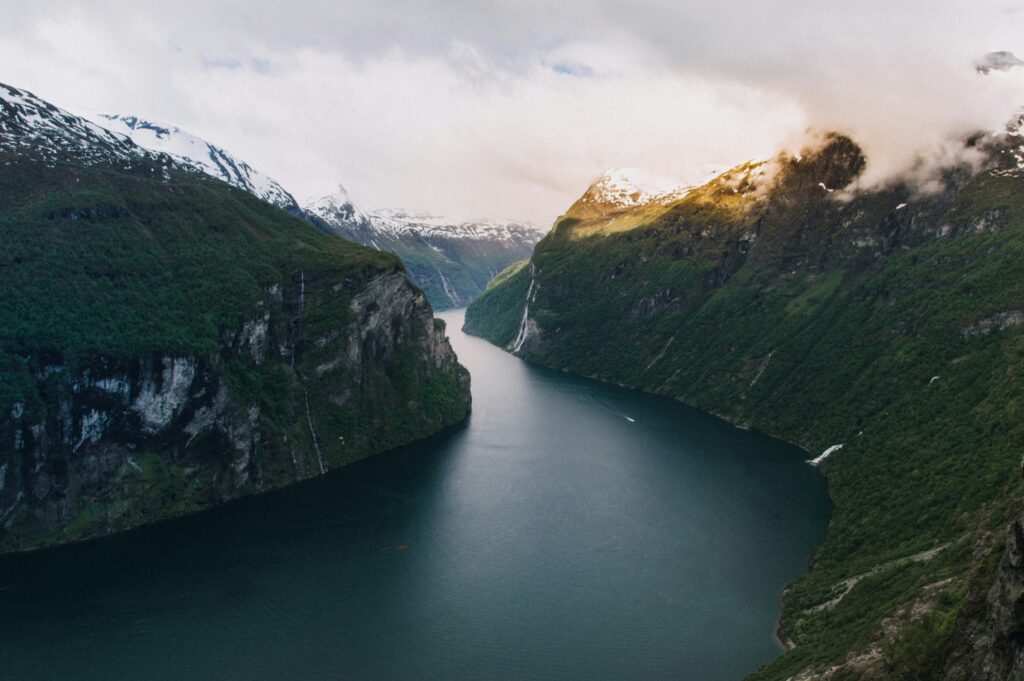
[0,309,829,681]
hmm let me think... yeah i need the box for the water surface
[0,309,829,681]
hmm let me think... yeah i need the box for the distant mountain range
[85,113,545,309]
[305,188,544,308]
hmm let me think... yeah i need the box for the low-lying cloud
[0,1,1021,222]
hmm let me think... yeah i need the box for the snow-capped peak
[304,183,372,228]
[366,209,544,242]
[0,83,164,168]
[91,114,299,210]
[306,183,363,217]
[589,168,683,208]
[568,167,696,217]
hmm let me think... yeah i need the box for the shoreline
[460,322,832,662]
[0,411,473,559]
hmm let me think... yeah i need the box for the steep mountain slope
[82,111,547,311]
[1,84,161,167]
[466,123,1024,679]
[0,83,470,553]
[303,183,376,242]
[92,114,302,213]
[306,188,545,309]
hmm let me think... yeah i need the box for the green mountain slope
[376,228,539,309]
[0,84,471,553]
[466,129,1024,679]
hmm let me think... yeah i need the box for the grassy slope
[466,144,1024,678]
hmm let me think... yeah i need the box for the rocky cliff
[938,516,1024,681]
[0,265,469,553]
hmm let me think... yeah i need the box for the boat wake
[590,393,637,423]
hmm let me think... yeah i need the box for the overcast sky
[1,1,1023,223]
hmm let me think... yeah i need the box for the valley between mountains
[4,48,1024,681]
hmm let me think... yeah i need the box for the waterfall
[511,265,537,353]
[293,270,323,474]
[301,384,326,475]
[436,268,461,307]
[809,444,843,467]
[291,270,306,370]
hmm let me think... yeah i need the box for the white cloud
[0,0,1021,222]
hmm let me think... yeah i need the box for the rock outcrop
[0,259,469,554]
[943,517,1024,680]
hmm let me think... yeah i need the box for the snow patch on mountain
[577,168,696,212]
[0,83,165,169]
[367,209,545,243]
[985,112,1024,177]
[93,114,298,210]
[1008,113,1024,173]
[304,186,544,244]
[304,184,372,229]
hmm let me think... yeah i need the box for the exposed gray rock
[943,517,1024,680]
[131,356,197,433]
[962,310,1024,337]
[0,266,469,553]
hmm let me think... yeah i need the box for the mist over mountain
[976,50,1024,74]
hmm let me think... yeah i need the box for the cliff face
[941,518,1024,681]
[465,128,1024,679]
[0,265,469,553]
[0,83,471,553]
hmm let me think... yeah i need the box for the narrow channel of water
[0,309,830,681]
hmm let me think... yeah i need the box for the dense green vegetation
[463,259,533,344]
[466,136,1024,679]
[0,147,470,552]
[0,154,394,409]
